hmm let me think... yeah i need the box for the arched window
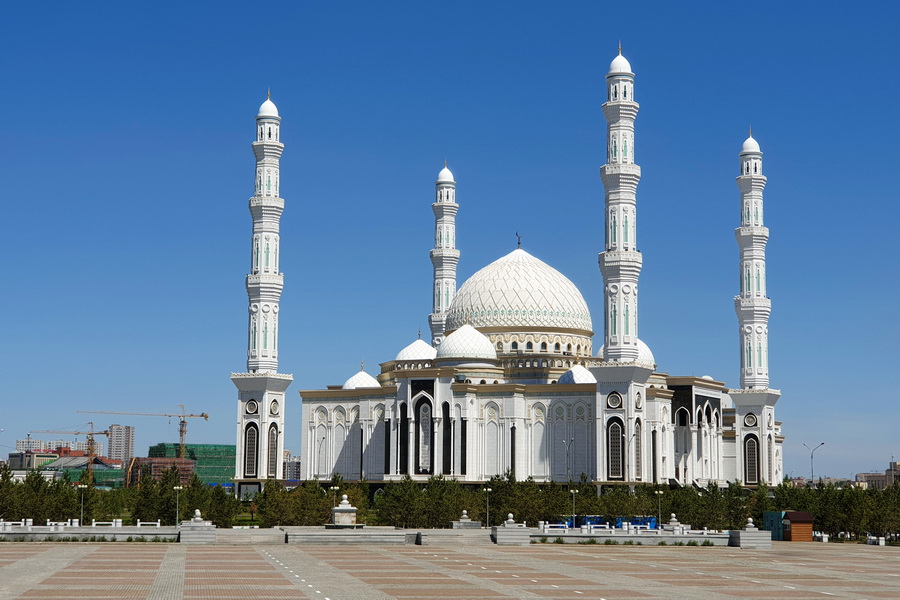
[244,424,258,478]
[540,342,547,352]
[607,420,624,479]
[267,425,278,477]
[744,435,759,484]
[511,341,518,351]
[496,341,503,351]
[554,342,561,352]
[526,341,533,352]
[613,86,618,100]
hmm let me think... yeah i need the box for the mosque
[230,50,783,497]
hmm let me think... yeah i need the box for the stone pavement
[1,541,898,599]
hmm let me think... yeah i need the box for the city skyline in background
[1,2,897,481]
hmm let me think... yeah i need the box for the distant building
[856,462,899,490]
[107,424,135,465]
[147,443,235,485]
[129,457,196,487]
[283,451,301,480]
[8,451,59,470]
[16,438,105,456]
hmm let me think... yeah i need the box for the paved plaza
[0,541,898,599]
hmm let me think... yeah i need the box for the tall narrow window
[757,343,762,367]
[265,243,270,268]
[254,241,260,271]
[244,425,258,478]
[756,268,760,293]
[268,425,278,477]
[625,304,630,335]
[745,269,751,294]
[612,139,617,159]
[744,436,759,484]
[634,420,642,480]
[624,138,628,159]
[252,321,257,350]
[746,341,752,368]
[267,175,271,192]
[611,215,617,244]
[746,206,750,223]
[611,305,618,335]
[755,205,759,223]
[263,320,269,350]
[608,421,623,479]
[624,215,629,243]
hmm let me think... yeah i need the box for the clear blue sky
[1,2,897,480]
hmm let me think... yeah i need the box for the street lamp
[654,490,663,529]
[570,489,579,528]
[561,437,574,482]
[77,484,88,526]
[329,486,340,507]
[802,442,825,484]
[173,485,183,525]
[483,487,492,528]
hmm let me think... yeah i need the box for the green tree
[257,479,294,526]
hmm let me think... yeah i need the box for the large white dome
[446,249,592,334]
[436,324,497,361]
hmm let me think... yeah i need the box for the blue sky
[1,2,897,480]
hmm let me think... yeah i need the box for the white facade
[231,94,292,497]
[297,50,784,488]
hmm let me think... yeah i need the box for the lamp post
[483,487,492,528]
[561,437,574,482]
[570,489,579,528]
[329,486,340,507]
[173,485,183,525]
[803,442,825,484]
[77,484,87,526]
[654,489,663,529]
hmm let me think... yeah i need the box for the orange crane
[30,422,110,484]
[77,405,209,459]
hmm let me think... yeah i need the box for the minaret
[729,131,781,487]
[428,162,459,346]
[735,131,770,389]
[231,93,293,496]
[599,47,642,361]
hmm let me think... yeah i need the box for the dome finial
[516,231,522,249]
[618,40,622,55]
[417,328,422,340]
[267,87,271,100]
[444,158,447,168]
[360,360,364,372]
[749,125,753,137]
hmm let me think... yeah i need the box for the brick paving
[0,541,898,599]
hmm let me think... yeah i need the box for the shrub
[553,537,565,544]
[686,540,699,546]
[604,539,619,545]
[658,541,667,546]
[701,540,714,546]
[539,536,548,544]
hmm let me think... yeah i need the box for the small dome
[258,98,279,118]
[637,338,655,365]
[342,369,380,390]
[741,135,761,154]
[558,364,597,384]
[395,338,437,361]
[608,52,632,75]
[701,375,714,381]
[597,338,656,366]
[437,164,455,184]
[436,324,497,361]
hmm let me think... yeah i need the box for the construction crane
[77,404,209,459]
[30,422,110,484]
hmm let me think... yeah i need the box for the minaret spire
[429,162,459,346]
[735,131,770,388]
[231,94,293,494]
[599,48,642,361]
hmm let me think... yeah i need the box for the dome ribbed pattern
[395,338,437,361]
[342,370,380,389]
[446,249,592,334]
[436,324,497,360]
[558,364,597,384]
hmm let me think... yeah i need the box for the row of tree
[4,463,899,539]
[0,465,242,527]
[256,473,900,538]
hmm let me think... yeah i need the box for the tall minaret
[231,93,293,496]
[735,131,770,389]
[428,162,459,346]
[599,47,642,361]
